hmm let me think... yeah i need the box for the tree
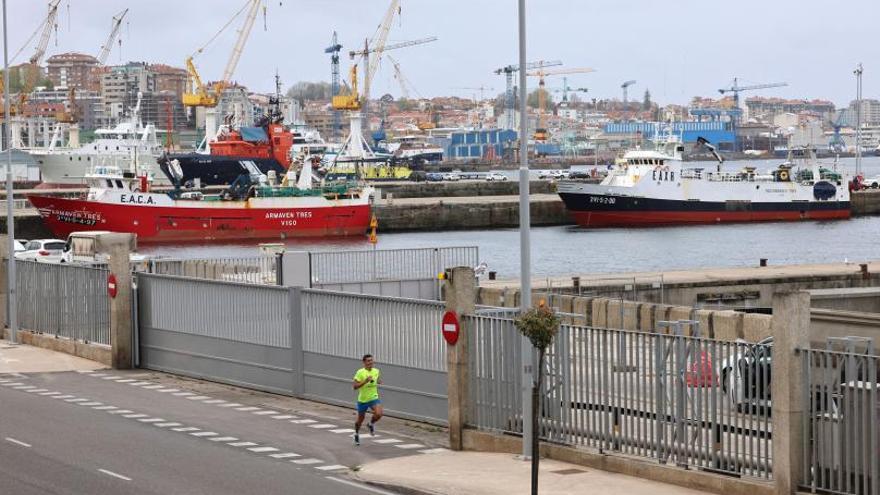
[515,303,560,495]
[285,81,332,102]
[642,89,652,111]
[527,88,553,109]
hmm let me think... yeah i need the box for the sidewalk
[0,339,105,374]
[353,451,711,495]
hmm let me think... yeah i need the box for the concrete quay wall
[374,179,556,199]
[851,188,880,215]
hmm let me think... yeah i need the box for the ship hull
[33,151,168,187]
[559,192,851,227]
[162,153,287,187]
[27,195,371,242]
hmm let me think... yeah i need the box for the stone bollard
[97,233,135,369]
[444,266,476,451]
[771,291,810,494]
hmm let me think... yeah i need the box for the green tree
[515,303,560,495]
[527,88,553,109]
[286,81,332,101]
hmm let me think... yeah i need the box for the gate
[16,260,110,345]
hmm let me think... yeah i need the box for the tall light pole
[3,0,16,344]
[854,63,863,177]
[517,0,534,460]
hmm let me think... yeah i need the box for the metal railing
[302,288,447,371]
[468,316,774,479]
[309,246,479,285]
[147,256,279,285]
[137,273,290,348]
[16,260,110,345]
[801,339,880,495]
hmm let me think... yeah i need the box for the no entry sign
[442,310,460,345]
[107,274,118,299]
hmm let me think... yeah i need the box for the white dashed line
[190,431,218,437]
[186,396,212,401]
[252,410,278,416]
[209,436,238,442]
[65,398,88,403]
[130,382,152,386]
[25,388,48,393]
[271,415,296,420]
[89,373,107,378]
[79,402,103,407]
[141,385,165,390]
[218,403,242,408]
[247,446,279,453]
[290,419,316,424]
[269,453,301,459]
[172,427,200,432]
[39,391,61,396]
[154,422,183,428]
[372,438,402,444]
[122,413,147,419]
[308,424,336,429]
[330,428,355,434]
[13,385,36,390]
[235,406,259,412]
[52,395,75,399]
[201,399,226,404]
[76,370,95,374]
[98,469,131,481]
[292,458,323,465]
[1,382,22,387]
[315,465,347,472]
[114,379,137,383]
[5,437,31,448]
[172,392,195,397]
[107,409,133,415]
[395,444,426,449]
[101,375,122,380]
[93,406,118,411]
[227,441,258,447]
[419,448,449,454]
[138,418,165,423]
[156,388,179,393]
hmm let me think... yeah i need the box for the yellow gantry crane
[526,66,595,141]
[183,0,262,108]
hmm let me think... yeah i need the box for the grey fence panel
[138,273,290,347]
[801,347,880,495]
[309,246,478,285]
[16,260,110,345]
[313,278,439,300]
[467,316,773,479]
[148,256,278,285]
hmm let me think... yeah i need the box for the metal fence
[801,340,880,495]
[468,316,774,479]
[309,246,479,285]
[16,260,110,345]
[147,256,279,285]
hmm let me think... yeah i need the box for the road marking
[209,436,238,442]
[141,384,165,390]
[52,395,75,400]
[419,448,450,454]
[93,406,118,411]
[79,402,103,407]
[329,428,355,434]
[39,391,61,396]
[12,385,35,389]
[227,441,258,447]
[172,427,200,432]
[269,453,301,459]
[89,373,107,378]
[66,398,88,403]
[235,406,260,412]
[156,388,179,393]
[372,438,402,444]
[326,476,401,495]
[308,424,336,429]
[218,403,242,408]
[98,469,131,482]
[122,413,147,419]
[101,375,122,380]
[247,446,279,453]
[107,409,133,415]
[129,381,153,386]
[186,395,212,401]
[271,415,296,420]
[154,422,183,428]
[1,382,24,387]
[202,399,226,404]
[395,443,426,449]
[190,431,218,437]
[5,437,31,448]
[290,419,317,424]
[114,379,137,383]
[172,392,195,397]
[138,418,165,423]
[25,388,48,393]
[252,410,277,416]
[315,465,348,472]
[292,458,323,465]
[76,370,95,374]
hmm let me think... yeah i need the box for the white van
[61,231,143,265]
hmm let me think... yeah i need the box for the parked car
[426,172,444,182]
[485,172,508,182]
[408,170,427,182]
[442,172,461,182]
[459,171,481,180]
[719,337,773,412]
[13,239,26,253]
[865,175,880,188]
[15,239,67,263]
[568,170,591,179]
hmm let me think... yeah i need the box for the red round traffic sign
[442,310,460,345]
[107,274,118,299]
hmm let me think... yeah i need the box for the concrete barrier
[713,310,744,341]
[743,313,772,342]
[2,328,111,366]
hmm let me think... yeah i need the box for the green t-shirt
[354,367,380,403]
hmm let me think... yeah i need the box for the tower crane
[494,60,561,130]
[96,8,128,65]
[387,55,420,100]
[349,0,400,124]
[526,66,596,141]
[325,31,343,139]
[554,77,588,103]
[3,0,60,117]
[718,78,788,112]
[182,0,262,108]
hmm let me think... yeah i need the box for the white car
[15,239,67,263]
[442,172,461,182]
[13,240,26,253]
[485,172,508,182]
[865,175,880,188]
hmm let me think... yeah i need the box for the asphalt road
[0,370,435,495]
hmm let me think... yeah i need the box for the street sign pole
[3,0,16,344]
[517,0,534,460]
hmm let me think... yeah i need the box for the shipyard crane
[494,60,561,130]
[526,66,596,141]
[182,0,262,108]
[554,77,588,103]
[96,8,128,65]
[718,78,788,111]
[349,0,400,122]
[621,80,636,104]
[325,31,343,139]
[387,55,420,100]
[3,0,60,117]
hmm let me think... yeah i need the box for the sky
[7,0,880,107]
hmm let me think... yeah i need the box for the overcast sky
[8,0,879,107]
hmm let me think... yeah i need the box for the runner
[352,354,383,446]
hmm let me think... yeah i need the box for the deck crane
[3,0,60,117]
[182,0,262,108]
[494,60,561,130]
[718,78,788,116]
[526,66,595,141]
[96,8,128,65]
[325,31,343,139]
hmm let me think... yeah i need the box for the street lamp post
[517,0,534,460]
[3,0,16,344]
[854,63,863,177]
